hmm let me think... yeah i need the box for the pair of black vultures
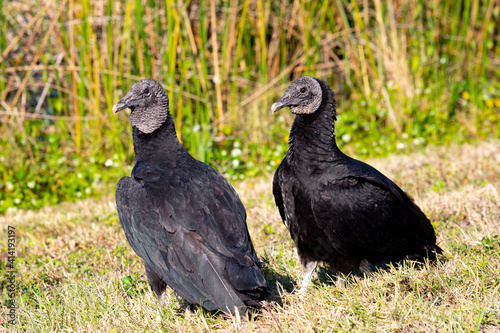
[113,77,442,316]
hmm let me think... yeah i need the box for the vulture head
[113,79,169,134]
[271,76,323,115]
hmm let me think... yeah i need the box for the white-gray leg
[144,263,167,321]
[336,274,346,288]
[155,290,165,321]
[359,259,370,274]
[299,261,318,295]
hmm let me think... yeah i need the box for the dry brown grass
[1,140,499,332]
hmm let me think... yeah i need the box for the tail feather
[199,250,247,316]
[424,244,443,261]
[406,244,443,262]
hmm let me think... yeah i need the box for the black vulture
[113,79,267,315]
[271,76,442,293]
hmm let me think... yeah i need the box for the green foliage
[0,122,128,213]
[0,0,499,212]
[120,274,149,297]
[479,235,500,254]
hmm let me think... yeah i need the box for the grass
[1,0,499,213]
[1,0,499,330]
[1,139,499,331]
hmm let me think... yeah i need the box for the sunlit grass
[1,140,499,331]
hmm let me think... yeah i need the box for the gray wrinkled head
[271,76,322,115]
[112,79,169,134]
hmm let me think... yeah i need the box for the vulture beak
[272,91,294,113]
[112,100,128,114]
[271,101,284,113]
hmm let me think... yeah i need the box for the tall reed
[0,0,498,167]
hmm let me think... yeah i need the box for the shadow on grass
[259,254,295,306]
[315,256,448,289]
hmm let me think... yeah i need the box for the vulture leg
[144,263,167,321]
[145,262,167,305]
[299,261,318,295]
[336,274,346,289]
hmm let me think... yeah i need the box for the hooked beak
[112,100,128,114]
[271,89,296,113]
[271,101,284,113]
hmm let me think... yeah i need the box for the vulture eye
[300,87,307,93]
[144,88,151,96]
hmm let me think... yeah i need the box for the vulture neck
[288,81,342,165]
[132,116,185,163]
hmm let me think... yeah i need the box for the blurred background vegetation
[1,0,499,213]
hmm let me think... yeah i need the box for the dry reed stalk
[11,0,65,108]
[0,2,51,63]
[210,0,224,136]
